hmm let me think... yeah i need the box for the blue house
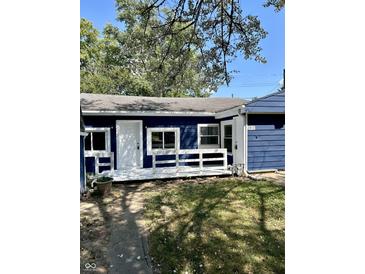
[80,90,285,181]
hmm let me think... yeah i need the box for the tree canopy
[80,14,225,97]
[80,0,284,97]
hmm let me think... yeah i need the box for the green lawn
[143,178,285,274]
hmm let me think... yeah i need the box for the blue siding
[83,115,224,171]
[247,114,285,171]
[246,91,285,113]
[80,135,86,193]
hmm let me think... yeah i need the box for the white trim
[220,120,233,156]
[82,110,216,117]
[197,123,220,149]
[85,127,111,131]
[244,113,248,172]
[80,132,89,137]
[214,106,243,119]
[146,127,180,155]
[84,151,115,175]
[233,115,245,165]
[116,120,143,169]
[84,127,111,152]
[151,148,228,172]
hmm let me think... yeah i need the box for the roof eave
[81,110,217,117]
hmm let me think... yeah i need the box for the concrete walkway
[107,185,153,274]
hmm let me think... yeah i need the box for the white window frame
[147,127,180,155]
[84,127,111,153]
[220,120,233,156]
[197,123,220,149]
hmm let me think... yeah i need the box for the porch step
[102,166,232,182]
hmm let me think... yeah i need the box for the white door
[116,120,143,169]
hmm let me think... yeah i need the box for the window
[221,121,233,154]
[151,131,176,149]
[84,128,111,152]
[198,124,220,148]
[147,128,180,154]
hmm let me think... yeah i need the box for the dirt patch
[80,186,124,273]
[80,184,153,274]
[248,171,285,186]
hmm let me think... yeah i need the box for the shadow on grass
[144,179,285,274]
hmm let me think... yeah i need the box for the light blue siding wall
[247,114,285,171]
[246,91,285,113]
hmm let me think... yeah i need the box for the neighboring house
[80,90,285,181]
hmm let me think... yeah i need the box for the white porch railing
[151,148,227,173]
[84,151,114,175]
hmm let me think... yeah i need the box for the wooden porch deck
[101,166,232,182]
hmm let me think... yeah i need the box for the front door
[116,120,143,169]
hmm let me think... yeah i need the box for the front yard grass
[143,178,285,274]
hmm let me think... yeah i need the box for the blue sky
[80,0,284,99]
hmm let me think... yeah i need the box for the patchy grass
[143,178,285,274]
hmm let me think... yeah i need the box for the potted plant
[93,176,113,196]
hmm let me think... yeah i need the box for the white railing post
[175,150,179,171]
[199,152,203,171]
[223,150,228,170]
[95,156,100,175]
[110,152,114,173]
[152,154,156,173]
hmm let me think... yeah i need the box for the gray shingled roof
[80,93,247,113]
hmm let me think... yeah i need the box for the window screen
[92,132,106,150]
[152,132,163,149]
[84,134,91,150]
[224,125,232,153]
[164,132,176,149]
[199,125,219,147]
